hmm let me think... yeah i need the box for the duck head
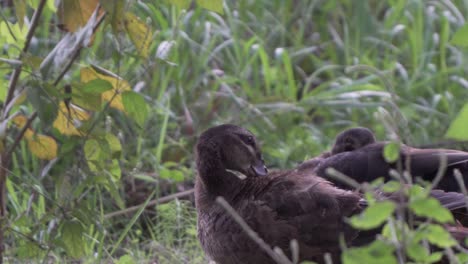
[331,127,376,155]
[196,124,268,179]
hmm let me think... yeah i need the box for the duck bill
[251,160,268,176]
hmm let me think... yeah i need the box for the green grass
[2,0,468,262]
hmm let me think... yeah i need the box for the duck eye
[240,135,255,146]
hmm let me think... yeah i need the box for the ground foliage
[1,0,468,263]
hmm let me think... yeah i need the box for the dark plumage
[312,140,468,191]
[195,124,468,264]
[298,127,376,171]
[331,127,376,155]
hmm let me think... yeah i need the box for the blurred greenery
[1,0,468,263]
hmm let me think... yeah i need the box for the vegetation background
[1,0,468,263]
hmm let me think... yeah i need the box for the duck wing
[314,142,468,191]
[256,173,364,262]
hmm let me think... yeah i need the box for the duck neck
[196,151,246,201]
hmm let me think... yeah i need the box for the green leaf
[381,222,411,241]
[122,91,148,127]
[383,142,400,163]
[451,23,468,47]
[72,89,103,111]
[27,84,58,126]
[409,197,454,223]
[160,167,185,182]
[342,240,397,264]
[0,76,7,102]
[170,0,191,9]
[349,201,395,230]
[416,224,457,248]
[16,240,43,259]
[382,181,401,193]
[457,252,468,263]
[81,79,114,94]
[408,184,426,198]
[105,133,122,159]
[116,254,136,264]
[427,252,444,263]
[407,240,429,262]
[60,220,86,258]
[13,0,27,29]
[108,159,122,182]
[196,0,224,14]
[445,103,468,140]
[407,239,442,263]
[106,174,125,208]
[84,139,101,171]
[369,177,385,188]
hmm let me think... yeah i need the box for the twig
[0,11,17,42]
[4,112,38,166]
[453,169,468,211]
[385,218,405,264]
[325,168,362,190]
[103,189,194,219]
[53,8,107,86]
[4,0,48,115]
[216,196,293,264]
[430,154,448,190]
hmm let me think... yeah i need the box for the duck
[310,130,468,191]
[297,127,376,171]
[195,124,468,264]
[330,127,376,155]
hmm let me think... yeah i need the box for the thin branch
[430,154,448,190]
[53,9,107,86]
[5,7,107,161]
[216,196,293,264]
[453,169,468,211]
[325,168,362,190]
[5,112,38,164]
[4,0,48,115]
[103,189,195,219]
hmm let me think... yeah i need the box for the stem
[3,0,48,117]
[0,1,48,262]
[53,9,106,87]
[216,196,293,264]
[4,112,38,166]
[103,189,194,219]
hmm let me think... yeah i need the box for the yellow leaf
[53,102,91,136]
[12,114,58,159]
[80,67,131,111]
[27,134,58,160]
[124,12,152,58]
[100,0,126,32]
[13,90,27,106]
[12,115,28,127]
[57,0,102,32]
[12,115,33,137]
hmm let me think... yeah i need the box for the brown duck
[331,127,376,155]
[310,129,468,191]
[298,127,377,170]
[195,124,468,264]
